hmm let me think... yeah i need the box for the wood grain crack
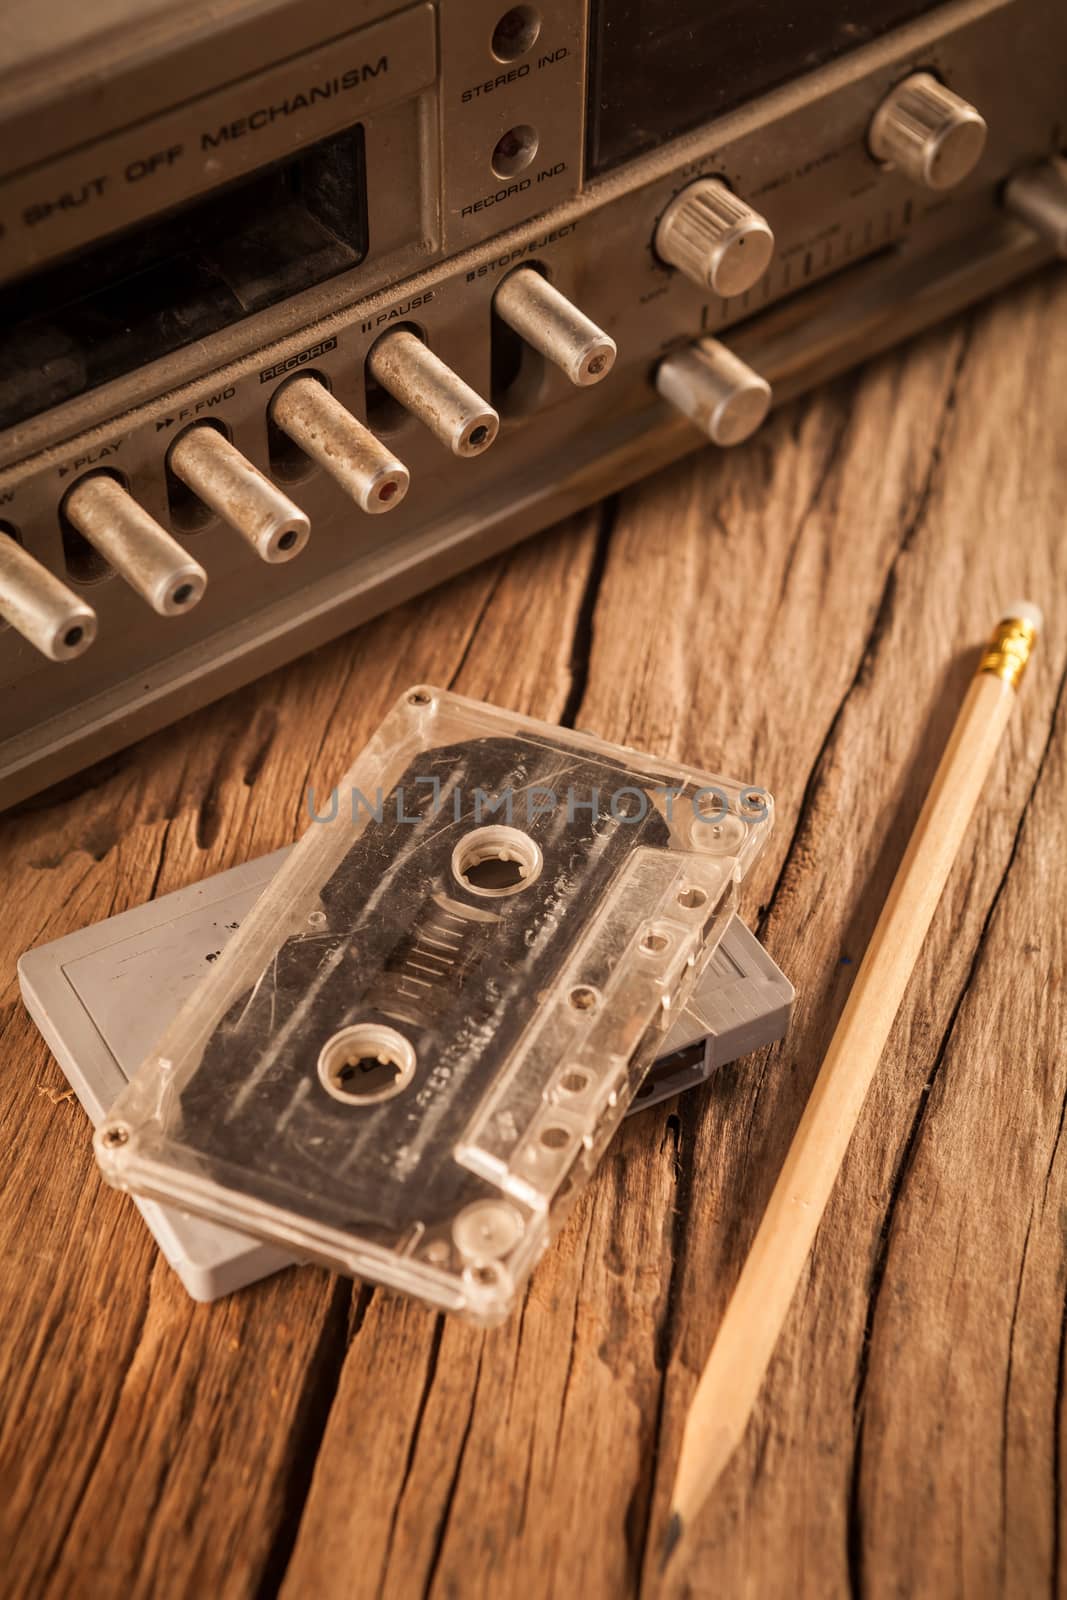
[558,496,616,730]
[378,1312,445,1587]
[775,380,858,607]
[1000,1206,1034,1588]
[1051,1279,1067,1600]
[626,338,977,1585]
[254,1276,353,1600]
[420,1341,485,1600]
[1042,1084,1067,1210]
[634,1105,695,1591]
[756,321,975,948]
[446,568,505,691]
[289,660,363,838]
[35,1270,154,1595]
[550,1217,597,1479]
[147,815,175,902]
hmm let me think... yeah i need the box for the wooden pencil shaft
[673,666,1018,1520]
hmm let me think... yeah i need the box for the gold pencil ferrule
[978,616,1039,690]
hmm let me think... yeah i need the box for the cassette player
[0,0,1064,805]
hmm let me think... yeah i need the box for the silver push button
[493,268,616,386]
[366,331,499,457]
[168,426,310,562]
[655,179,775,299]
[270,377,410,515]
[656,339,772,447]
[0,527,97,660]
[63,475,207,616]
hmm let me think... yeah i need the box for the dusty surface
[1,267,1064,1599]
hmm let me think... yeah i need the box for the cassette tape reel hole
[677,886,708,910]
[317,1024,416,1104]
[452,825,543,897]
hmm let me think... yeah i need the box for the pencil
[664,601,1043,1563]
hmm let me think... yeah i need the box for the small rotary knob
[656,338,772,447]
[869,72,987,190]
[654,179,775,299]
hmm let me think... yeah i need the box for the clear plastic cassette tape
[94,687,774,1323]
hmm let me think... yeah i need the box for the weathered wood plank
[647,266,1067,1599]
[0,514,600,1599]
[1,268,1065,1600]
[281,281,1050,1600]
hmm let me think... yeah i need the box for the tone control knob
[168,425,310,562]
[654,179,775,299]
[63,475,207,616]
[656,339,772,447]
[0,525,96,660]
[493,268,616,386]
[270,377,410,514]
[1005,157,1067,256]
[367,331,499,457]
[869,72,987,190]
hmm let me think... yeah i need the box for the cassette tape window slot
[0,130,370,436]
[0,5,442,436]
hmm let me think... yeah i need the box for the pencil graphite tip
[661,1511,685,1570]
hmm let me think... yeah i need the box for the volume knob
[657,339,771,447]
[655,179,775,299]
[869,72,987,190]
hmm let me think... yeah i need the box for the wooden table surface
[2,267,1065,1600]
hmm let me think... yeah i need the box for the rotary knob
[656,338,772,447]
[869,72,987,190]
[1004,157,1067,257]
[654,179,775,299]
